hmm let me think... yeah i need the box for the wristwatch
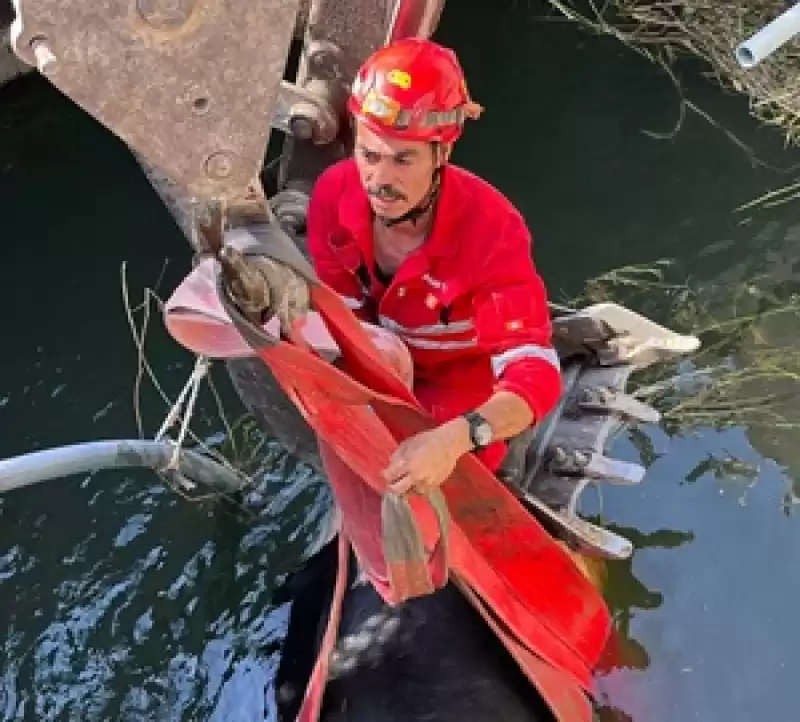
[463,411,494,450]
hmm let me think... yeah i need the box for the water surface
[2,2,800,720]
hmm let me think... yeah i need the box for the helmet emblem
[361,89,401,124]
[386,69,412,90]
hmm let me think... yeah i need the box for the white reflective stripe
[379,315,474,336]
[404,337,478,350]
[491,344,561,377]
[340,295,364,310]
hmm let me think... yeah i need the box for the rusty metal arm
[10,0,447,220]
[275,0,446,198]
[9,0,340,208]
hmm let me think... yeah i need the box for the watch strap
[463,411,492,450]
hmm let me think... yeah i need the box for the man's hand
[383,418,473,495]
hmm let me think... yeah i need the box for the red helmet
[348,38,483,144]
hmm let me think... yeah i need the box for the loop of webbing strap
[211,220,450,605]
[381,489,450,603]
[216,265,282,349]
[225,221,320,284]
[213,219,319,348]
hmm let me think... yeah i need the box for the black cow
[274,538,560,722]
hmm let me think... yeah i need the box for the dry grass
[567,255,800,510]
[566,257,800,434]
[544,0,800,143]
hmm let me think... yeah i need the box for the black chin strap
[379,166,443,228]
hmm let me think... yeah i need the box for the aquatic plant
[560,253,800,509]
[562,256,800,433]
[544,0,800,143]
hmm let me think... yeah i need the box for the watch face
[474,422,493,447]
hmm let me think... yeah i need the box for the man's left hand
[383,419,472,495]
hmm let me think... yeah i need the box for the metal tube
[735,2,800,68]
[385,0,446,43]
[0,439,246,495]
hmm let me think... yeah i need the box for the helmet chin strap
[379,166,442,228]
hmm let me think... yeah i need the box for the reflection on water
[0,441,330,721]
[556,232,800,719]
[0,69,333,721]
[440,2,800,721]
[1,0,800,719]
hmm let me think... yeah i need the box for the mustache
[367,184,407,202]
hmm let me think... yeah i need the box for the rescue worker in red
[307,38,561,496]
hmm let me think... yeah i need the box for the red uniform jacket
[306,159,561,471]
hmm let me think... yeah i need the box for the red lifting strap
[215,264,611,685]
[164,245,610,722]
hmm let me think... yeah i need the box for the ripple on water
[0,455,329,721]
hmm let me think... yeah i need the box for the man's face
[354,120,444,221]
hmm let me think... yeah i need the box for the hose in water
[0,439,247,495]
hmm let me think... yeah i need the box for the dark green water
[2,1,800,720]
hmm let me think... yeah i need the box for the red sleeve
[306,167,372,321]
[471,212,562,422]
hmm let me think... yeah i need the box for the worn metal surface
[276,0,446,200]
[275,0,399,194]
[11,0,301,203]
[303,0,395,83]
[273,77,340,144]
[503,304,700,560]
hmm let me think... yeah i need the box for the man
[306,37,561,497]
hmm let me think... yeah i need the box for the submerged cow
[274,538,588,722]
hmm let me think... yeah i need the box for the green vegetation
[545,1,800,143]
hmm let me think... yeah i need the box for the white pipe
[735,2,800,69]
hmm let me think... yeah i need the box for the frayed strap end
[380,489,450,604]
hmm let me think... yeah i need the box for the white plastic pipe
[735,2,800,68]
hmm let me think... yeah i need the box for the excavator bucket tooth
[10,0,302,202]
[520,489,634,561]
[547,449,645,487]
[574,385,661,424]
[575,302,700,368]
[509,304,700,559]
[551,313,616,360]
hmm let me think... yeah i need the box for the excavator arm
[8,0,444,221]
[5,0,448,479]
